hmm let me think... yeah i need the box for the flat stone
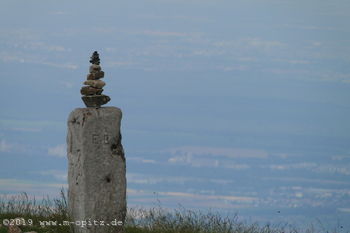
[87,71,105,80]
[81,86,103,95]
[82,95,110,107]
[87,73,95,80]
[67,107,126,233]
[84,80,105,88]
[89,64,101,73]
[94,70,104,79]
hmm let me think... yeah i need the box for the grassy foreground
[0,191,345,233]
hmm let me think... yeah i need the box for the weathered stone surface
[67,107,126,233]
[8,225,22,233]
[87,71,104,80]
[87,73,94,80]
[82,95,110,108]
[84,80,106,88]
[94,70,104,79]
[89,64,101,73]
[80,86,103,95]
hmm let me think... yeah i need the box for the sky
[1,0,350,230]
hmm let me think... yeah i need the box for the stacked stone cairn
[81,51,111,108]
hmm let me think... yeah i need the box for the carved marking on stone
[92,134,99,144]
[104,134,109,144]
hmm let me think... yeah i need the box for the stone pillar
[67,107,126,233]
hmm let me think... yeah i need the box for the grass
[0,190,70,233]
[0,190,69,233]
[0,191,347,233]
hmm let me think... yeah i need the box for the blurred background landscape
[0,0,350,230]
